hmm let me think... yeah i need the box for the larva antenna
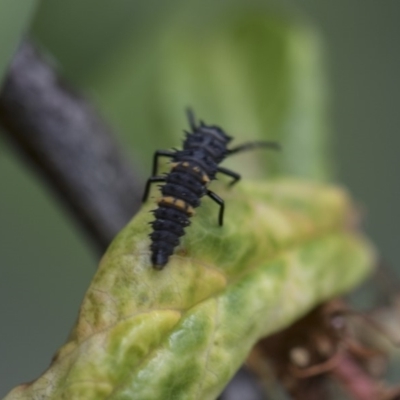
[186,108,197,131]
[227,141,281,156]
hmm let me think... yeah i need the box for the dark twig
[0,40,143,255]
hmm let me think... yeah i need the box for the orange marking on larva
[158,196,176,206]
[174,198,187,210]
[193,166,200,173]
[158,196,195,216]
[171,161,192,171]
[201,173,210,183]
[185,204,195,216]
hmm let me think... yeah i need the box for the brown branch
[0,40,143,254]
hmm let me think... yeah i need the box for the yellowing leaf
[5,180,374,400]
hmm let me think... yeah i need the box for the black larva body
[142,110,279,269]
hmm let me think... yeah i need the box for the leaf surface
[4,180,374,400]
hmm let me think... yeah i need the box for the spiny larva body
[142,110,279,269]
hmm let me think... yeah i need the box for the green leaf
[0,0,38,86]
[90,8,331,181]
[5,179,374,400]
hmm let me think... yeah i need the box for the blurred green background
[1,0,399,396]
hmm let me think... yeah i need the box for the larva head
[197,122,232,144]
[186,108,232,144]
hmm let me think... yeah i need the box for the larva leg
[206,190,225,226]
[142,176,166,203]
[217,166,241,187]
[152,150,175,176]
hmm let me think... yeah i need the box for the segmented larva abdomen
[150,204,191,268]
